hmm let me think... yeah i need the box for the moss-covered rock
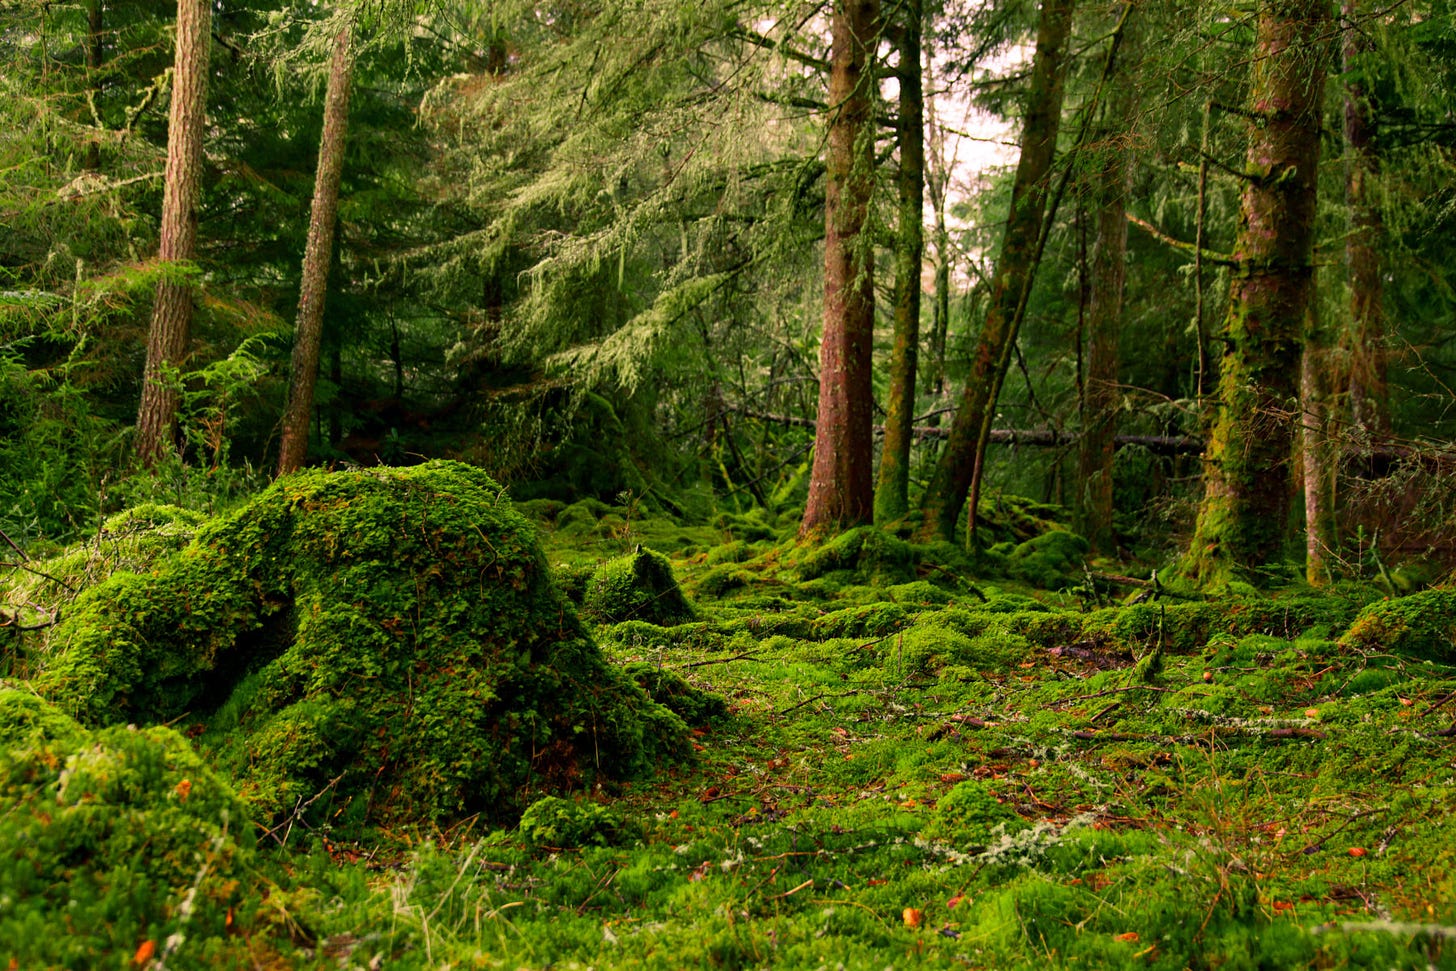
[0,689,254,966]
[35,462,691,830]
[1009,529,1090,589]
[583,547,695,626]
[622,662,729,726]
[1340,590,1456,663]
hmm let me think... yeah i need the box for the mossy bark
[917,0,1074,542]
[1339,0,1388,440]
[874,0,925,527]
[1185,0,1329,585]
[1075,8,1139,556]
[802,0,881,539]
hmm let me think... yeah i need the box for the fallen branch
[676,650,767,669]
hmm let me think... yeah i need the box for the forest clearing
[2,0,1456,967]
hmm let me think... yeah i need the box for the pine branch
[1125,212,1237,266]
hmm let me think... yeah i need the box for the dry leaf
[902,908,924,929]
[1113,931,1139,943]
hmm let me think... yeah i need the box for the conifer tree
[279,19,355,476]
[801,0,882,538]
[874,0,925,527]
[135,0,211,466]
[917,0,1076,541]
[1185,0,1330,584]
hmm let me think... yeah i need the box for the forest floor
[4,489,1456,969]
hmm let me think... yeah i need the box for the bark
[1076,8,1139,555]
[916,0,1076,541]
[278,24,356,476]
[1340,0,1388,438]
[924,47,952,398]
[135,0,210,467]
[801,0,880,538]
[1185,0,1329,584]
[874,0,925,525]
[1302,299,1334,585]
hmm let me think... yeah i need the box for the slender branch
[1126,212,1238,266]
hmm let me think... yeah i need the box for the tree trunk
[924,44,952,399]
[1185,0,1329,585]
[135,0,210,467]
[1302,298,1333,585]
[1076,6,1139,555]
[1340,0,1388,439]
[278,24,355,476]
[800,0,880,538]
[874,0,925,526]
[917,0,1075,541]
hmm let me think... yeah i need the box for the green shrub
[519,795,626,848]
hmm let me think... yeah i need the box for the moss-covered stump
[0,689,254,967]
[583,547,695,625]
[1341,590,1456,663]
[36,462,691,830]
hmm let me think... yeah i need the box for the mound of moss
[583,547,695,626]
[1341,589,1456,662]
[0,689,254,967]
[36,462,691,830]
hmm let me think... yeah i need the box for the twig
[0,527,29,561]
[1051,684,1181,708]
[676,650,766,669]
[777,690,860,716]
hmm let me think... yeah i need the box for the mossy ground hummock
[35,461,692,830]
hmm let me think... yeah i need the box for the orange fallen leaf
[947,894,964,909]
[903,908,924,929]
[174,778,192,802]
[1304,708,1320,719]
[867,878,887,886]
[1348,847,1368,857]
[1272,900,1295,913]
[133,940,156,966]
[1399,697,1414,707]
[1113,931,1139,943]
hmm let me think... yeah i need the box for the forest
[1,0,1455,967]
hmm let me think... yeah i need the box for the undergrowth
[1,486,1454,969]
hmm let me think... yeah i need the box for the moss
[515,498,567,523]
[923,778,1029,848]
[583,547,695,626]
[704,540,752,566]
[35,462,691,831]
[884,580,957,606]
[809,602,910,640]
[519,795,627,849]
[1008,528,1090,589]
[1341,590,1456,663]
[795,526,916,584]
[694,564,753,598]
[622,662,729,727]
[0,689,254,965]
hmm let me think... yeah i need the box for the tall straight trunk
[801,0,880,538]
[1076,7,1139,555]
[874,0,925,525]
[924,36,952,398]
[278,24,355,476]
[917,0,1075,541]
[1302,297,1333,585]
[135,0,210,467]
[1341,0,1388,438]
[1185,0,1329,585]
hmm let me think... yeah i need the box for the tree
[278,20,355,476]
[1075,3,1139,555]
[135,0,211,466]
[917,0,1076,541]
[801,0,882,538]
[874,0,925,526]
[1340,0,1388,439]
[1185,0,1330,584]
